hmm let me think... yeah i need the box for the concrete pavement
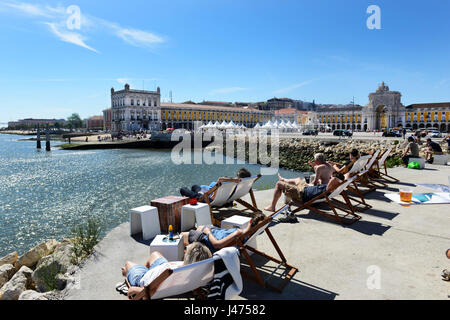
[62,164,450,300]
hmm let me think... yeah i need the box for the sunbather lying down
[180,212,266,254]
[120,242,212,299]
[264,172,345,212]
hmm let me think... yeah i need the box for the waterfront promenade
[62,165,450,300]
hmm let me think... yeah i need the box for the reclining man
[264,153,337,213]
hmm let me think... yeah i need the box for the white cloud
[209,87,248,95]
[274,79,316,95]
[115,27,165,47]
[45,22,99,53]
[3,2,52,17]
[1,1,166,52]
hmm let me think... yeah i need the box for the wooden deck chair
[290,176,362,225]
[344,155,374,211]
[126,247,239,300]
[372,147,399,183]
[350,151,382,195]
[203,180,239,225]
[362,150,389,189]
[204,175,262,225]
[232,205,298,293]
[226,175,262,214]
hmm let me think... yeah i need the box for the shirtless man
[307,153,335,186]
[264,153,335,212]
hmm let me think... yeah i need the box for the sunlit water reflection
[0,134,303,256]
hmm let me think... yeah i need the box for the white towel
[209,247,242,300]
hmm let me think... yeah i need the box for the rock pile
[276,138,407,172]
[221,137,410,172]
[0,239,78,300]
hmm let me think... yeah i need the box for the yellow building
[404,103,450,132]
[160,103,273,130]
[315,83,450,132]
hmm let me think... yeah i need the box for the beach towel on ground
[206,247,242,300]
[384,192,450,205]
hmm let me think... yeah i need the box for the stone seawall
[220,137,409,172]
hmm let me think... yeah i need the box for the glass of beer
[400,188,413,203]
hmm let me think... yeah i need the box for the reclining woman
[328,149,360,174]
[121,242,212,299]
[181,212,266,254]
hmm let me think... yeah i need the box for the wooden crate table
[151,196,189,233]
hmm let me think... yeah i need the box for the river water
[0,134,303,257]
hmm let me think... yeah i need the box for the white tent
[285,121,294,129]
[253,123,261,129]
[226,121,236,129]
[213,121,221,128]
[219,121,228,129]
[262,121,272,129]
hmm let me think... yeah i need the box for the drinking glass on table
[399,187,413,203]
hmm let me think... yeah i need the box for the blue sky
[0,0,449,123]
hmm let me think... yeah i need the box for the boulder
[15,240,59,270]
[0,264,16,289]
[32,241,75,292]
[0,266,33,300]
[18,290,49,300]
[0,252,18,267]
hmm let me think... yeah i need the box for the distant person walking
[402,128,407,139]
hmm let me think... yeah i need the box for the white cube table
[130,205,161,241]
[221,215,257,254]
[408,157,426,169]
[180,203,212,232]
[433,154,449,165]
[150,234,185,262]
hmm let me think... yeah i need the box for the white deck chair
[344,154,376,208]
[357,150,388,189]
[129,247,239,300]
[227,175,261,213]
[204,175,261,225]
[374,147,399,183]
[207,181,238,207]
[290,175,362,225]
[347,154,371,177]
